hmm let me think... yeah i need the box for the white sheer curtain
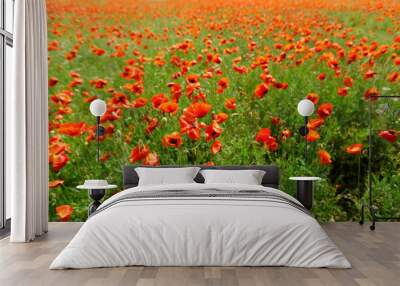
[7,0,49,242]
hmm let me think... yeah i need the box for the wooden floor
[0,222,399,286]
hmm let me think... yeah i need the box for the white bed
[50,183,351,269]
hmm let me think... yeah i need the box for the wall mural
[47,0,400,222]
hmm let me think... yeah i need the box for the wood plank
[0,222,399,286]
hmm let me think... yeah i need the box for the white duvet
[50,183,351,269]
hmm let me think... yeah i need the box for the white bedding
[50,183,351,269]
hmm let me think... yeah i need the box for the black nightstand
[77,181,117,216]
[289,177,321,210]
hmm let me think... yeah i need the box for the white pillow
[200,169,266,185]
[135,167,200,186]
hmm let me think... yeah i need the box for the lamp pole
[297,99,314,164]
[304,116,308,162]
[96,116,100,163]
[89,99,107,163]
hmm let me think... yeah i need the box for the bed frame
[123,165,280,190]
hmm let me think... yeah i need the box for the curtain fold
[7,0,49,242]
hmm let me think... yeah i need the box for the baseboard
[0,218,11,239]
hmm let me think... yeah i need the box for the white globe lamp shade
[90,99,107,117]
[297,99,315,117]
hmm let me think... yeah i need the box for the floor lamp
[87,99,107,215]
[297,99,315,162]
[89,99,107,162]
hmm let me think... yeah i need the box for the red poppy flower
[159,101,179,114]
[317,73,326,81]
[204,161,215,166]
[105,124,115,135]
[84,96,97,103]
[260,73,274,83]
[68,77,83,88]
[65,50,77,61]
[307,118,325,129]
[343,77,353,87]
[306,93,319,105]
[337,87,349,96]
[154,56,166,67]
[305,129,320,142]
[233,64,248,74]
[89,79,108,89]
[264,136,278,152]
[186,74,199,84]
[145,117,158,134]
[51,153,69,172]
[214,112,229,123]
[248,41,257,51]
[186,82,201,98]
[378,130,397,143]
[364,87,380,101]
[186,102,212,118]
[56,205,73,222]
[187,128,201,141]
[100,153,111,162]
[49,76,59,87]
[168,83,182,102]
[211,140,222,155]
[346,144,363,155]
[120,66,144,81]
[55,106,72,116]
[318,150,332,165]
[123,82,144,95]
[84,127,96,143]
[387,72,399,83]
[129,144,150,163]
[202,71,213,78]
[57,122,86,137]
[101,107,122,123]
[254,83,269,98]
[48,40,60,51]
[213,54,222,64]
[152,93,168,109]
[273,82,288,89]
[69,71,80,78]
[267,141,279,152]
[193,92,207,102]
[49,180,64,189]
[205,121,223,142]
[280,129,292,141]
[317,103,333,118]
[217,77,229,93]
[162,132,183,148]
[364,70,376,79]
[255,128,271,143]
[91,46,106,56]
[49,136,70,156]
[51,91,73,106]
[132,97,148,108]
[224,98,236,110]
[271,117,281,126]
[110,92,129,107]
[143,152,160,166]
[179,113,196,132]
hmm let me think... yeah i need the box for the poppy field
[47,0,400,222]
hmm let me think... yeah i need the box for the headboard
[123,165,280,190]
